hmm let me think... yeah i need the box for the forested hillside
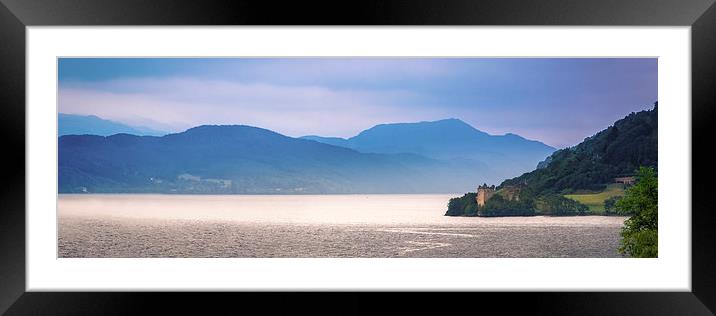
[446,102,658,217]
[501,103,657,195]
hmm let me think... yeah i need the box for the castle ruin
[476,183,496,207]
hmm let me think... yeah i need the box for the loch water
[58,194,626,258]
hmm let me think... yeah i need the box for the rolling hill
[59,125,470,194]
[60,118,557,194]
[446,102,658,216]
[500,103,658,195]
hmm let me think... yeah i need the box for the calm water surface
[58,194,627,258]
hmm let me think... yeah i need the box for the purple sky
[58,58,657,148]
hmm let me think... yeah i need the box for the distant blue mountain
[58,119,556,194]
[301,135,350,148]
[58,113,166,136]
[301,119,556,183]
[59,125,479,194]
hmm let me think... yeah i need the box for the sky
[58,58,657,148]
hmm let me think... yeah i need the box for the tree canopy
[616,166,658,257]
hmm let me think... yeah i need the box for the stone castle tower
[476,183,496,207]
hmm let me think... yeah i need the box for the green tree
[616,167,657,257]
[536,194,589,216]
[479,194,536,217]
[603,196,623,215]
[445,193,477,216]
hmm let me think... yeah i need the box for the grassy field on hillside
[564,184,625,214]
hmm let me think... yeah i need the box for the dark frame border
[1,0,715,314]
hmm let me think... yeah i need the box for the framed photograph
[2,0,715,314]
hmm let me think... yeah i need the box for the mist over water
[58,194,626,258]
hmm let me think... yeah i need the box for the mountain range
[58,118,555,194]
[302,119,554,181]
[59,113,167,137]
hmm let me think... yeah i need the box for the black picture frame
[1,0,715,314]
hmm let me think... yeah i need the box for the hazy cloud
[59,78,453,137]
[58,58,657,147]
